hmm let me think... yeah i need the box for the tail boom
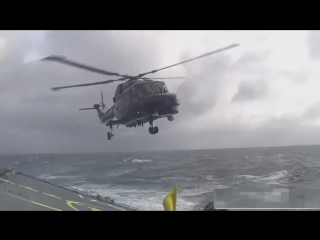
[80,104,119,126]
[98,105,115,124]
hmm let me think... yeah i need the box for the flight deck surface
[0,166,137,211]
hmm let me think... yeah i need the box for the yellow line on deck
[66,200,104,211]
[19,185,39,192]
[2,179,15,184]
[0,191,62,211]
[43,192,62,199]
[30,201,62,211]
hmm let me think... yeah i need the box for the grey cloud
[172,47,268,119]
[231,79,268,104]
[0,30,319,154]
[175,54,232,119]
[302,103,320,120]
[308,30,320,60]
[0,31,165,153]
[283,70,310,84]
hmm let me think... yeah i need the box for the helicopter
[41,43,239,140]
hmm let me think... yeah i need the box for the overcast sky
[1,30,320,154]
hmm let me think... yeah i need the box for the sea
[1,145,320,210]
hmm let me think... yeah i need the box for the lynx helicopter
[41,43,239,140]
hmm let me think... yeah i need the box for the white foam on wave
[123,157,153,164]
[69,180,90,185]
[237,170,291,185]
[38,174,76,181]
[72,183,196,211]
[160,176,184,181]
[181,183,231,197]
[184,175,218,181]
[268,154,287,160]
[106,169,134,177]
[203,175,217,180]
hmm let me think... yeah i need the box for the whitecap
[236,170,291,185]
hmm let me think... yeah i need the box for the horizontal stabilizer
[79,107,95,111]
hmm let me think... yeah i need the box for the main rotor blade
[140,77,185,80]
[79,108,95,111]
[137,44,239,78]
[41,55,129,78]
[51,78,125,91]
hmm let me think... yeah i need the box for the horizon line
[0,143,319,156]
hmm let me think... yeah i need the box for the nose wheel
[107,126,114,140]
[148,119,159,135]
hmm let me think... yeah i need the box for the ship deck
[0,167,137,211]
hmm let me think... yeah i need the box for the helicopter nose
[164,95,179,106]
[144,94,180,116]
[145,94,179,107]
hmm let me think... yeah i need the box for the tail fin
[163,187,178,211]
[79,90,107,123]
[79,104,104,119]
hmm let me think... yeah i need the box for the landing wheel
[107,126,114,140]
[148,126,159,134]
[148,118,159,135]
[154,126,159,134]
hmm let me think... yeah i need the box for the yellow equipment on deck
[163,187,178,211]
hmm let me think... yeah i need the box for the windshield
[138,82,168,96]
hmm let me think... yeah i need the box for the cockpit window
[140,82,168,95]
[136,84,147,98]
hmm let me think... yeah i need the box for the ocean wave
[268,154,287,160]
[123,157,153,164]
[38,174,77,181]
[236,170,292,185]
[180,183,231,197]
[69,180,90,185]
[160,176,184,181]
[106,169,135,177]
[72,183,196,211]
[184,175,218,181]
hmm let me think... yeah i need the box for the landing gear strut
[107,125,114,140]
[148,119,159,135]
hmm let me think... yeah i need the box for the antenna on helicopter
[100,90,106,111]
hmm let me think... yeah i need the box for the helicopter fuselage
[102,80,180,127]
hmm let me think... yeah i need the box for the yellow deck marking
[2,179,15,184]
[66,200,80,211]
[30,201,62,211]
[0,191,62,211]
[0,179,105,211]
[87,206,102,211]
[43,192,62,199]
[19,185,39,192]
[66,200,104,211]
